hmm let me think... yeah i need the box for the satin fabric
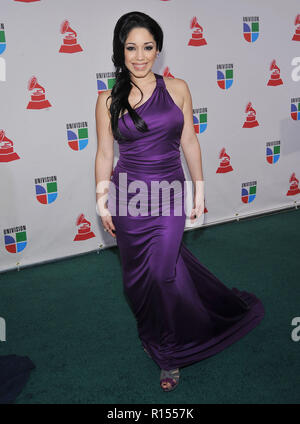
[108,73,265,371]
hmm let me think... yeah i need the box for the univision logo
[67,122,88,151]
[0,23,6,82]
[35,176,58,204]
[241,181,257,203]
[0,23,6,54]
[266,141,280,164]
[243,16,259,43]
[291,97,300,120]
[193,108,207,134]
[96,72,115,93]
[4,226,27,253]
[217,64,233,90]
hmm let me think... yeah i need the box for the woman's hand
[96,194,116,238]
[190,180,205,223]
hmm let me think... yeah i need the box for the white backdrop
[0,0,300,273]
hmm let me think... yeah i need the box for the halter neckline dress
[107,72,265,371]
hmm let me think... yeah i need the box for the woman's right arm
[95,90,116,238]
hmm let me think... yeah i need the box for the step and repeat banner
[0,0,299,272]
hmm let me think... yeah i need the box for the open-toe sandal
[160,368,180,392]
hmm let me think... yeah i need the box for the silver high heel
[142,345,180,391]
[160,368,180,392]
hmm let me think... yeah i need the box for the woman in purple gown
[95,11,265,392]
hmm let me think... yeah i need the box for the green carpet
[0,208,299,404]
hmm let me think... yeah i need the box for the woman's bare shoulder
[97,89,112,115]
[98,88,112,103]
[162,76,189,110]
[164,76,189,91]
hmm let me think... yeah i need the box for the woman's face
[124,27,158,77]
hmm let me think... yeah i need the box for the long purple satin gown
[108,73,265,371]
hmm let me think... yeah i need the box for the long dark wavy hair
[107,11,163,140]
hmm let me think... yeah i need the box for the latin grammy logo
[27,76,51,109]
[163,66,174,78]
[242,102,259,128]
[292,14,300,41]
[267,59,283,86]
[286,172,300,196]
[188,17,207,46]
[59,20,83,53]
[216,148,233,173]
[0,129,20,162]
[74,213,95,241]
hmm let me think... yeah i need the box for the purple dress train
[108,73,265,371]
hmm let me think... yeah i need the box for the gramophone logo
[0,23,6,55]
[59,20,83,53]
[266,141,280,164]
[96,72,115,93]
[242,102,259,128]
[193,108,207,134]
[216,148,233,173]
[241,181,257,203]
[0,130,20,162]
[286,173,300,196]
[291,97,300,120]
[243,16,259,43]
[35,176,58,204]
[217,64,233,90]
[292,14,300,41]
[188,17,207,46]
[74,214,95,241]
[163,66,174,78]
[267,60,283,86]
[67,122,88,151]
[4,225,27,254]
[27,76,51,109]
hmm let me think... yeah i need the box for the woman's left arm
[178,79,205,220]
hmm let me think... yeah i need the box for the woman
[95,11,265,392]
